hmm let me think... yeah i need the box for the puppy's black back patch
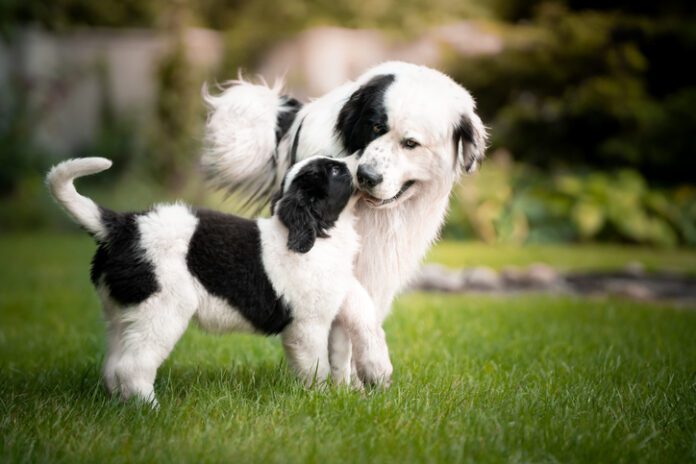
[186,209,292,334]
[90,208,160,306]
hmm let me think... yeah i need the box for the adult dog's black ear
[454,112,488,173]
[276,193,318,253]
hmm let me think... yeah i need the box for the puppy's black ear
[277,193,317,253]
[269,189,283,215]
[454,112,488,173]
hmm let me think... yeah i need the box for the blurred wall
[259,22,502,97]
[1,27,223,155]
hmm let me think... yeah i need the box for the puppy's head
[271,156,355,253]
[336,62,488,209]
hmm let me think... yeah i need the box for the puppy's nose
[357,165,383,188]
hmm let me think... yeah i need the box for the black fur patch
[289,117,304,168]
[335,74,395,155]
[90,208,160,306]
[276,158,354,253]
[186,210,292,334]
[276,96,303,144]
[453,115,479,172]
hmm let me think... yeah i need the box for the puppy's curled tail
[46,157,112,240]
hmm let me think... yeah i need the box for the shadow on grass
[1,357,321,414]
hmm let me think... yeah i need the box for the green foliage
[445,156,696,247]
[0,75,55,196]
[447,7,696,183]
[213,0,490,74]
[147,41,203,189]
[1,0,161,34]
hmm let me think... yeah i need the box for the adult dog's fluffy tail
[202,78,302,209]
[46,157,112,240]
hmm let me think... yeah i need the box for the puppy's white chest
[258,217,357,318]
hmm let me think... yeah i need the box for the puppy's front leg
[282,321,331,386]
[338,279,393,387]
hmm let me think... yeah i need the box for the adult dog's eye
[402,138,420,149]
[330,166,341,176]
[372,123,385,134]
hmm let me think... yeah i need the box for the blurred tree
[1,0,161,35]
[148,0,202,190]
[448,4,696,184]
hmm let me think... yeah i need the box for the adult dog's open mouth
[363,180,416,207]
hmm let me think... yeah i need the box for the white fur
[46,157,113,241]
[202,79,297,199]
[202,61,488,385]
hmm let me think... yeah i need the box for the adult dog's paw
[354,331,393,388]
[356,351,393,387]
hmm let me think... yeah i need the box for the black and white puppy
[46,156,360,406]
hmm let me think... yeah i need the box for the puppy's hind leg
[282,321,332,387]
[97,286,126,396]
[112,289,197,407]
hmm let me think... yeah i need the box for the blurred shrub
[447,6,696,184]
[445,153,696,247]
[0,77,47,197]
[146,40,202,190]
[210,0,490,73]
[1,0,160,35]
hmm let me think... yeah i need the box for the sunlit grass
[1,234,695,463]
[427,240,696,274]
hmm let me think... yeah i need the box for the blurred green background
[1,0,695,248]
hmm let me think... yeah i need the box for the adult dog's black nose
[357,165,383,188]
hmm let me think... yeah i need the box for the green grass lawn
[1,233,695,463]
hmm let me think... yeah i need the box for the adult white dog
[203,61,487,386]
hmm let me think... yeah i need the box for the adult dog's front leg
[282,321,331,387]
[338,279,393,387]
[328,319,352,385]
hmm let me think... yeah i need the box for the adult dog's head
[271,156,355,253]
[335,62,487,209]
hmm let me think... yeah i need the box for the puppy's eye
[372,123,385,134]
[402,138,420,149]
[330,166,341,176]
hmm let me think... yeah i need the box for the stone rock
[500,266,526,286]
[607,281,654,301]
[526,263,561,287]
[413,264,464,292]
[463,267,501,290]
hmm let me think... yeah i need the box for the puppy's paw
[330,363,352,387]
